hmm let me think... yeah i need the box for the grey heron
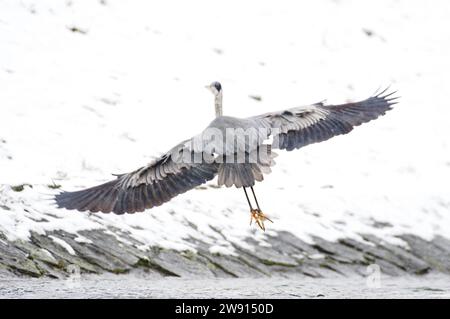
[55,82,397,230]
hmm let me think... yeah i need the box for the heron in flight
[55,82,397,230]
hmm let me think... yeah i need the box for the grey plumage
[252,88,397,151]
[55,160,218,214]
[55,85,397,214]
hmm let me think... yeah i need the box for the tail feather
[217,145,276,188]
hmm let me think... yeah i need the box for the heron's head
[205,81,222,96]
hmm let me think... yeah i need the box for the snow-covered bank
[1,0,450,277]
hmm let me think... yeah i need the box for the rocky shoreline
[2,228,450,279]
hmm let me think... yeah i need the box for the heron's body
[55,82,398,230]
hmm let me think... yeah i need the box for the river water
[1,273,450,298]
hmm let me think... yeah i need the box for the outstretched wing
[250,88,398,151]
[55,141,218,214]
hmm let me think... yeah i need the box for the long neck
[214,92,223,117]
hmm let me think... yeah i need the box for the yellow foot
[250,209,273,231]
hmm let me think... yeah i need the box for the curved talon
[250,209,273,231]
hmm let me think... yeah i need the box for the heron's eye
[214,82,222,91]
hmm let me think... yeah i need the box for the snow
[209,244,237,256]
[49,235,76,255]
[39,249,57,262]
[1,0,450,254]
[74,235,93,244]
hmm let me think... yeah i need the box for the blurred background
[1,0,450,294]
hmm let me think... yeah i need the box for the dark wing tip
[54,179,120,213]
[373,86,400,107]
[54,190,84,210]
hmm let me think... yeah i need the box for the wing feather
[55,139,219,214]
[250,89,398,151]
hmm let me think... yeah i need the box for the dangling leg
[244,186,273,231]
[250,186,261,211]
[243,187,254,225]
[243,187,253,210]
